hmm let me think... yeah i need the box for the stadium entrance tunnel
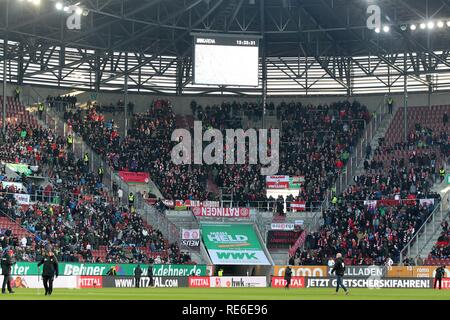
[214,265,272,277]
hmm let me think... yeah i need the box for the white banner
[1,181,25,191]
[209,276,267,288]
[294,220,304,226]
[271,223,295,231]
[419,199,435,207]
[14,193,30,204]
[182,229,200,240]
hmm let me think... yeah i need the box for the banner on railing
[1,181,25,191]
[13,193,30,204]
[270,223,295,231]
[267,230,302,248]
[290,201,306,212]
[118,171,150,184]
[6,163,33,176]
[288,230,307,257]
[192,207,250,218]
[175,200,220,210]
[363,198,436,208]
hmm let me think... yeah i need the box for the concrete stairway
[354,108,397,176]
[269,249,289,265]
[0,216,35,240]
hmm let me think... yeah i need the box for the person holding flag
[37,251,59,296]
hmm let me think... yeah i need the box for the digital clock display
[236,40,257,46]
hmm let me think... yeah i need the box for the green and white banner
[201,224,271,265]
[6,163,33,176]
[10,262,207,276]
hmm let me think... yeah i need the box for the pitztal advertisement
[201,224,271,265]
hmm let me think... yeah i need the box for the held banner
[201,224,271,265]
[118,171,150,184]
[266,175,289,189]
[181,228,200,247]
[266,176,304,189]
[182,229,200,240]
[192,207,250,218]
[176,200,220,210]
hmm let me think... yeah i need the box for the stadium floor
[0,288,449,300]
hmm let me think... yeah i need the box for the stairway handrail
[399,201,443,264]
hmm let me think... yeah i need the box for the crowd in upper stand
[61,99,371,210]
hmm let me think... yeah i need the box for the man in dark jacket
[134,264,143,288]
[331,253,349,295]
[434,265,446,290]
[284,265,292,289]
[37,251,59,296]
[148,263,154,287]
[1,250,15,294]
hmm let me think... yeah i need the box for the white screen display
[194,35,259,87]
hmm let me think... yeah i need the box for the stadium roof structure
[1,0,450,96]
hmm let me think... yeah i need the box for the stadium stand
[294,105,449,265]
[0,96,192,265]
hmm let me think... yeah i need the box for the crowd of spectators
[429,220,449,259]
[59,99,371,208]
[0,112,190,264]
[294,121,445,265]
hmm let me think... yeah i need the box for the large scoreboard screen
[193,34,260,87]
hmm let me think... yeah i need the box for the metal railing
[139,195,181,245]
[399,201,446,263]
[219,199,322,213]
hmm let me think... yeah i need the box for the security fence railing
[138,193,181,245]
[399,202,447,264]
